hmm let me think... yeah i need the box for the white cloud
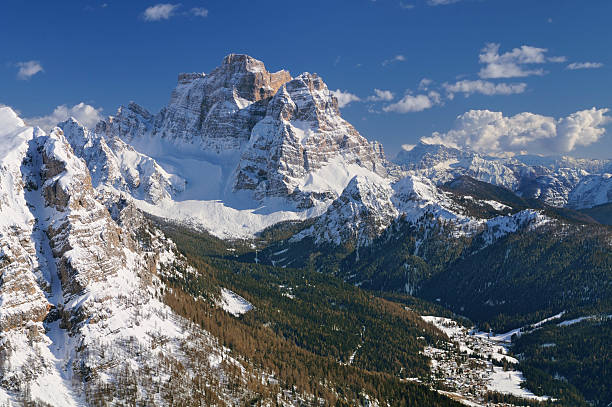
[567,62,604,70]
[418,78,433,91]
[191,7,208,17]
[25,103,104,132]
[479,63,544,79]
[399,2,415,9]
[421,108,610,155]
[427,0,460,5]
[143,4,179,21]
[382,54,406,66]
[367,89,394,102]
[548,56,567,63]
[16,61,44,80]
[443,80,527,97]
[401,144,416,151]
[477,43,564,79]
[383,91,441,113]
[331,89,361,108]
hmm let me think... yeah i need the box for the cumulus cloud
[383,91,441,113]
[143,4,179,21]
[331,89,361,108]
[25,103,104,132]
[367,89,394,102]
[421,108,610,155]
[191,7,208,17]
[382,54,406,66]
[16,61,44,80]
[478,43,564,79]
[399,2,415,9]
[567,62,604,70]
[443,79,527,97]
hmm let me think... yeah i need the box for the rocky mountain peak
[202,53,292,103]
[295,175,398,246]
[274,72,340,122]
[58,117,94,155]
[233,69,391,204]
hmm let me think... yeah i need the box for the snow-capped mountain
[96,55,389,203]
[5,55,608,249]
[394,141,612,209]
[293,175,399,246]
[81,54,392,238]
[567,173,612,209]
[19,54,604,248]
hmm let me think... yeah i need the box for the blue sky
[1,0,611,158]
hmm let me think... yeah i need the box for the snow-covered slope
[60,117,185,204]
[567,173,612,209]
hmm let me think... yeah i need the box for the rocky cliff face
[155,54,292,151]
[234,72,390,204]
[0,108,50,334]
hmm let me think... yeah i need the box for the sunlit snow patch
[487,368,549,402]
[219,288,253,316]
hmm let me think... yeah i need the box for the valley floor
[421,316,550,406]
